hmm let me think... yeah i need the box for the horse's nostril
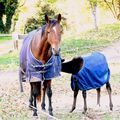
[52,48,60,56]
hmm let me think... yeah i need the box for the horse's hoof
[42,108,46,111]
[29,105,34,110]
[33,112,38,117]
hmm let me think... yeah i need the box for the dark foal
[19,14,62,116]
[61,55,113,114]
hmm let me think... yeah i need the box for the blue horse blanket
[20,28,61,82]
[71,52,110,91]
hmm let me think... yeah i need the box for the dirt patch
[0,71,120,120]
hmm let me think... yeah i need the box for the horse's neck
[39,40,52,63]
[31,31,51,64]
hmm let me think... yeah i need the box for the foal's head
[44,14,62,56]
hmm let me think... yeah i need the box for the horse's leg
[82,90,87,114]
[33,94,37,116]
[106,82,113,110]
[70,90,79,113]
[41,81,47,111]
[31,82,41,116]
[96,88,101,106]
[19,69,24,92]
[29,83,33,110]
[46,80,53,116]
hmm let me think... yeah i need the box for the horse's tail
[36,95,41,102]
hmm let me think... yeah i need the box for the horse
[61,52,113,114]
[19,14,62,116]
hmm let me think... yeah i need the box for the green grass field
[0,36,12,43]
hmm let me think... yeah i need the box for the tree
[24,2,58,33]
[103,0,120,20]
[0,0,18,33]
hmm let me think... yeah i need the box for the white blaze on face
[52,26,60,54]
[53,26,57,35]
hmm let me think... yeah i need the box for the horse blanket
[71,52,110,91]
[20,28,61,82]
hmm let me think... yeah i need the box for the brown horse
[19,14,62,116]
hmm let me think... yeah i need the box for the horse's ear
[45,14,49,23]
[57,14,61,23]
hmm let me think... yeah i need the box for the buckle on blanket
[72,75,78,82]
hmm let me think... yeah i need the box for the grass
[0,51,19,71]
[61,23,120,58]
[0,36,12,43]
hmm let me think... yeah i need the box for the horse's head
[45,14,62,56]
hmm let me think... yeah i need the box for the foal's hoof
[110,107,113,111]
[82,111,86,114]
[69,107,75,113]
[49,111,53,116]
[110,104,113,111]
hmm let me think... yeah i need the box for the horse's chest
[26,49,61,82]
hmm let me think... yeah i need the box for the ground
[0,41,120,120]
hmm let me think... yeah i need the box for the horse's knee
[106,82,112,91]
[82,91,87,98]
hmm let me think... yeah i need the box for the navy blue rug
[20,29,61,82]
[71,52,110,91]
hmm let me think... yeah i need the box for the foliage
[103,0,120,20]
[0,0,18,33]
[24,2,58,33]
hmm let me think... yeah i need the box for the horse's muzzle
[52,48,60,56]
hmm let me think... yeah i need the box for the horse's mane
[61,57,83,74]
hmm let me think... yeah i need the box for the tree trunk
[5,15,12,33]
[89,1,98,30]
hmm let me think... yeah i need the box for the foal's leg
[46,80,53,116]
[41,81,47,111]
[82,90,87,114]
[70,90,79,113]
[106,82,113,110]
[96,88,101,106]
